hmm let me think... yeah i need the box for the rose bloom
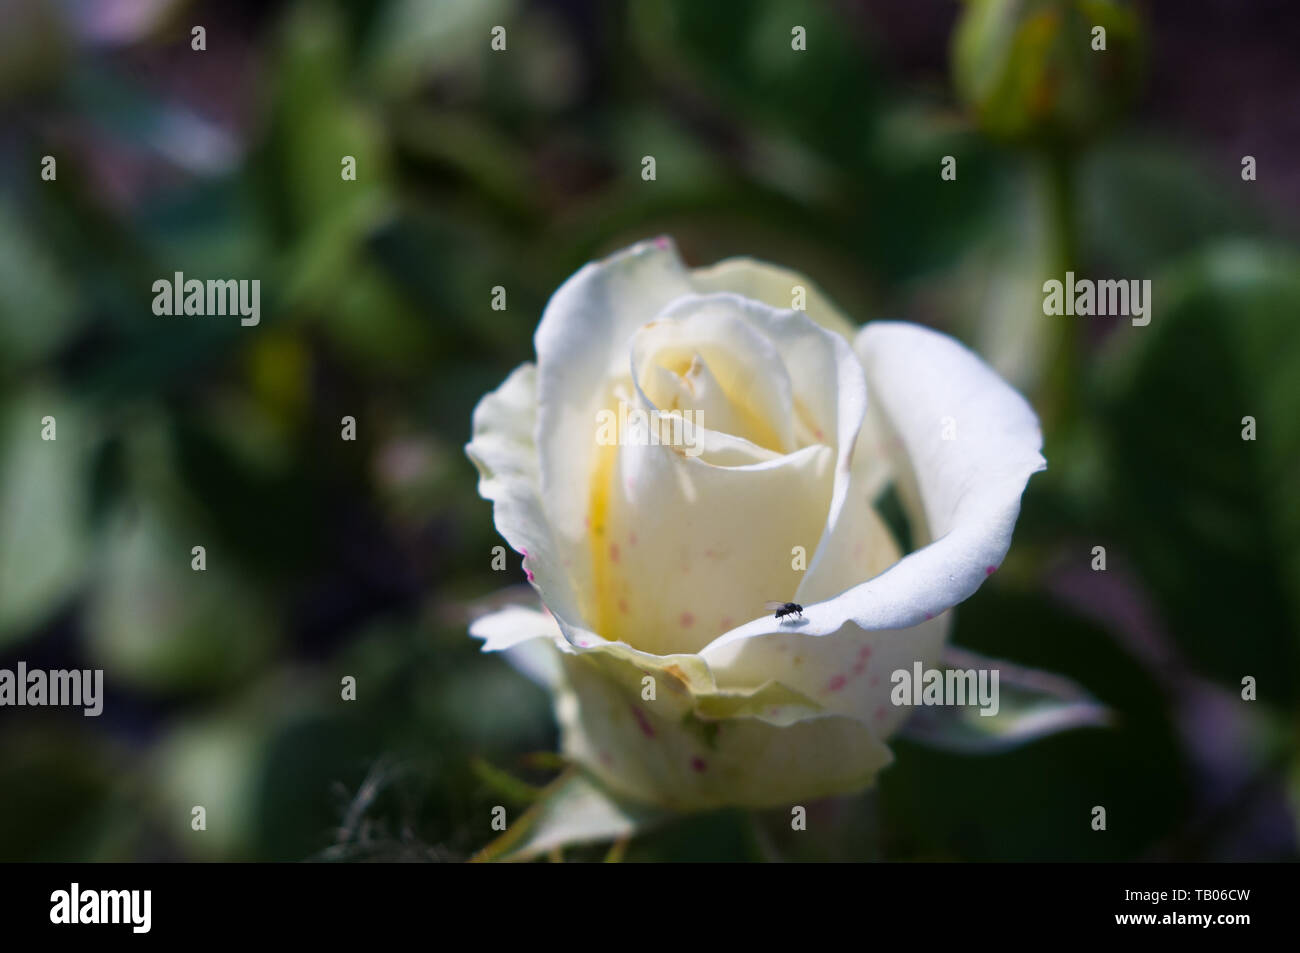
[467,237,1044,811]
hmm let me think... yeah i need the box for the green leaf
[470,757,542,805]
[0,200,81,371]
[899,646,1112,753]
[0,388,92,645]
[363,0,515,96]
[1095,241,1300,703]
[472,768,667,862]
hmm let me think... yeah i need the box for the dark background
[0,0,1297,861]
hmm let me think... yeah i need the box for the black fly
[765,601,804,622]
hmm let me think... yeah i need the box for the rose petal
[469,605,566,689]
[583,294,866,655]
[645,293,872,589]
[597,437,835,655]
[796,488,903,605]
[465,364,586,626]
[469,604,561,653]
[700,615,952,737]
[555,645,893,810]
[701,322,1044,646]
[631,302,797,453]
[535,238,694,576]
[648,293,859,454]
[689,257,859,341]
[898,646,1113,752]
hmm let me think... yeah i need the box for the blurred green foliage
[0,0,1296,861]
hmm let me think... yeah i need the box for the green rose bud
[952,0,1143,148]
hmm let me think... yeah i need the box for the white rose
[466,237,1045,811]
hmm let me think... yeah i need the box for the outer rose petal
[465,364,585,627]
[535,238,694,604]
[554,645,893,810]
[702,321,1044,651]
[855,320,1046,591]
[701,615,953,737]
[469,605,565,689]
[469,603,560,654]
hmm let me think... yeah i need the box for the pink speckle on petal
[814,429,825,441]
[524,568,536,582]
[679,612,695,628]
[517,547,528,558]
[653,236,670,249]
[720,617,734,630]
[985,565,996,576]
[618,598,629,614]
[690,756,707,773]
[609,542,621,563]
[629,532,638,546]
[631,706,656,739]
[578,640,589,647]
[827,674,847,692]
[924,612,933,621]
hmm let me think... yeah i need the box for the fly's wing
[763,601,790,612]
